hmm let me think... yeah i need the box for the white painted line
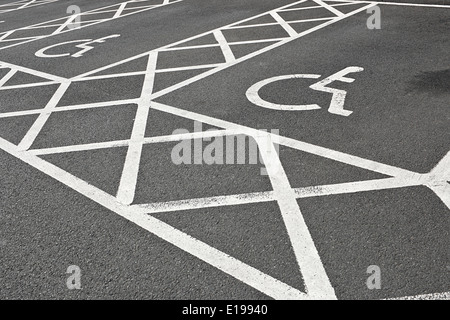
[279,5,327,12]
[294,177,423,198]
[131,191,276,215]
[149,4,376,100]
[227,17,334,29]
[73,71,146,82]
[17,81,70,151]
[123,5,159,12]
[279,1,368,12]
[269,11,298,38]
[163,39,285,52]
[0,0,447,300]
[73,0,322,79]
[155,64,221,74]
[312,0,345,17]
[0,68,16,87]
[51,98,139,112]
[52,15,78,35]
[0,81,59,91]
[116,52,158,205]
[288,17,335,24]
[0,35,46,42]
[213,30,236,63]
[0,0,184,50]
[0,31,13,41]
[228,21,292,29]
[30,140,130,155]
[0,109,42,118]
[150,100,415,180]
[278,134,416,177]
[0,0,57,14]
[130,176,427,215]
[0,1,26,8]
[29,129,229,156]
[228,38,286,45]
[160,43,220,51]
[17,0,37,10]
[21,19,106,30]
[0,60,66,82]
[325,0,450,9]
[428,184,450,210]
[255,133,336,300]
[0,99,139,118]
[0,136,309,300]
[113,2,128,19]
[430,151,450,179]
[73,9,119,16]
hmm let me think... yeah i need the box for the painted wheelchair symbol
[35,34,120,58]
[246,66,364,117]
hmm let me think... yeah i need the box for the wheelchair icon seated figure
[246,66,364,117]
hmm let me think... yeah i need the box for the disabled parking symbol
[246,66,364,117]
[35,34,121,58]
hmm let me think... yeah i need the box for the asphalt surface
[0,0,449,300]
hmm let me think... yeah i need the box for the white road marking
[0,68,16,87]
[213,30,235,63]
[429,184,450,210]
[0,136,309,300]
[280,1,369,12]
[0,0,183,50]
[150,4,376,100]
[312,0,346,16]
[429,151,450,180]
[0,0,58,15]
[326,0,450,9]
[17,0,36,10]
[129,177,425,215]
[17,81,70,151]
[0,99,139,118]
[0,60,66,82]
[155,64,222,73]
[270,11,299,38]
[29,130,230,156]
[0,31,14,41]
[0,0,448,300]
[113,3,128,19]
[151,101,417,178]
[74,71,146,82]
[227,17,334,29]
[256,133,336,299]
[116,52,158,205]
[73,0,351,79]
[0,82,57,91]
[52,14,78,35]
